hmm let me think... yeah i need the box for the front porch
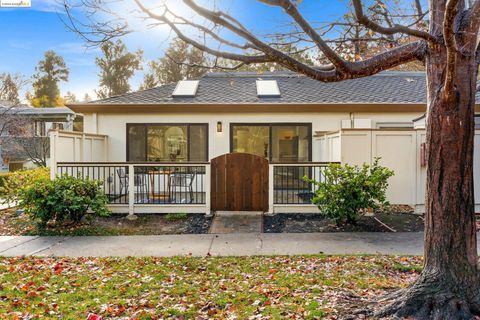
[53,161,332,215]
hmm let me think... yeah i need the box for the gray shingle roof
[89,71,480,105]
[0,104,77,117]
[15,106,76,115]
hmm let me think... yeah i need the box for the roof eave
[67,102,437,114]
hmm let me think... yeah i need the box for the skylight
[172,80,199,97]
[256,80,281,97]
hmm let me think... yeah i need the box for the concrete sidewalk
[0,232,427,257]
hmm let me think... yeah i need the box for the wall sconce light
[217,121,222,133]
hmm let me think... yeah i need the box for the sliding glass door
[231,125,270,158]
[231,123,311,163]
[127,124,208,162]
[271,125,310,162]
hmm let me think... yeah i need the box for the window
[231,123,311,162]
[271,125,310,162]
[34,121,46,137]
[231,125,270,158]
[127,124,208,162]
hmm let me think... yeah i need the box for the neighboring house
[0,103,82,171]
[51,71,480,216]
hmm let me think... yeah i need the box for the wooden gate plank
[243,154,253,211]
[211,153,269,212]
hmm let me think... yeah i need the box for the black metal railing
[56,163,208,205]
[273,163,334,204]
[57,164,129,204]
[133,165,206,205]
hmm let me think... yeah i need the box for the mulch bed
[0,208,212,236]
[264,212,425,233]
[93,213,212,235]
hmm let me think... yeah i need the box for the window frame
[126,123,209,162]
[229,122,312,163]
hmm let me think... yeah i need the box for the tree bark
[376,27,480,320]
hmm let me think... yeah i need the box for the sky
[0,0,358,102]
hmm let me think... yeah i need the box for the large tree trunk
[376,37,480,320]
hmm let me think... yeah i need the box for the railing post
[127,164,137,220]
[49,130,57,180]
[205,164,212,216]
[267,164,274,215]
[104,136,109,162]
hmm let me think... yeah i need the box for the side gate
[211,153,268,212]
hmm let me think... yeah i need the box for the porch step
[209,211,263,234]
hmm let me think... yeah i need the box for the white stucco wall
[83,110,423,163]
[321,129,480,210]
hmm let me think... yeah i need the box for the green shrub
[0,167,50,204]
[18,174,110,227]
[305,158,394,225]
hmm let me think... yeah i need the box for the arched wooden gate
[211,153,269,211]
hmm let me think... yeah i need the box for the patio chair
[116,168,148,199]
[169,171,196,203]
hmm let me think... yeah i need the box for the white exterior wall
[320,129,480,212]
[84,111,423,163]
[73,109,424,214]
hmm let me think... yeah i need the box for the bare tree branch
[130,0,426,82]
[170,13,257,50]
[61,1,129,46]
[352,0,435,42]
[443,0,460,96]
[63,0,428,82]
[469,0,480,29]
[258,0,351,73]
[414,0,424,17]
[133,0,273,65]
[180,0,335,75]
[165,53,246,71]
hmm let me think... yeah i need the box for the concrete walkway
[0,232,427,257]
[209,211,263,233]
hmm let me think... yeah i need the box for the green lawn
[0,255,422,319]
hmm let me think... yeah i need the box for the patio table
[147,169,173,201]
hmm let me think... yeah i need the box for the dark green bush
[305,158,394,225]
[19,174,110,227]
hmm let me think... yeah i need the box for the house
[51,71,480,216]
[0,103,82,172]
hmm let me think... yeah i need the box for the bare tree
[0,102,25,142]
[63,0,480,318]
[0,101,50,168]
[12,135,49,167]
[0,77,48,168]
